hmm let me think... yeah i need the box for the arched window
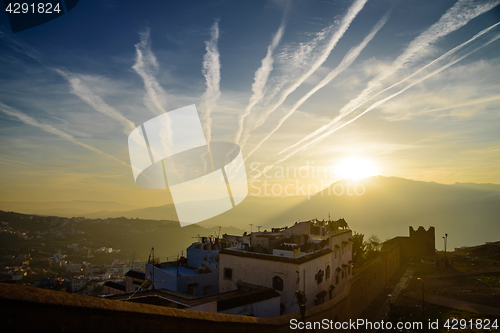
[326,265,331,280]
[273,276,283,291]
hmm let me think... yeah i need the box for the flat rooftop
[158,266,198,276]
[220,248,333,264]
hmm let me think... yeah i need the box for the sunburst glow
[336,157,379,180]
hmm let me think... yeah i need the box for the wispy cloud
[245,12,389,159]
[280,0,500,155]
[239,0,368,147]
[199,20,221,146]
[0,29,45,66]
[56,70,137,135]
[249,31,500,179]
[0,102,130,167]
[234,7,289,145]
[132,28,168,116]
[387,93,500,121]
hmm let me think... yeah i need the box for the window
[187,283,197,296]
[272,276,283,291]
[316,270,324,284]
[203,285,212,296]
[315,291,327,305]
[336,274,339,284]
[329,285,334,299]
[224,268,232,280]
[326,265,331,280]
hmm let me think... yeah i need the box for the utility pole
[443,233,448,257]
[418,278,425,318]
[249,224,253,248]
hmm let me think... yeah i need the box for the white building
[219,219,353,315]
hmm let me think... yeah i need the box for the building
[219,218,353,315]
[145,236,220,297]
[125,270,146,293]
[63,278,86,293]
[102,281,126,295]
[388,226,435,258]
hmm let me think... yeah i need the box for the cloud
[0,102,129,168]
[199,20,221,146]
[238,0,369,148]
[132,28,168,116]
[234,6,289,145]
[278,1,500,156]
[244,11,389,159]
[0,29,45,66]
[383,92,500,121]
[250,29,500,180]
[55,70,137,135]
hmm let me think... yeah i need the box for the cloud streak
[245,12,389,159]
[132,28,168,116]
[56,70,137,135]
[239,0,368,148]
[199,20,221,146]
[249,31,500,180]
[234,7,289,145]
[0,103,130,168]
[279,0,500,155]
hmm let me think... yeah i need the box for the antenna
[249,224,253,248]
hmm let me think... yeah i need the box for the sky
[0,0,499,208]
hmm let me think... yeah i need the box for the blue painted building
[145,237,220,297]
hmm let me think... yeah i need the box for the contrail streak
[133,28,174,159]
[199,20,221,146]
[384,94,500,121]
[234,7,289,145]
[279,0,500,155]
[244,12,389,159]
[0,103,130,168]
[132,28,168,116]
[56,70,137,135]
[239,0,368,148]
[249,32,500,180]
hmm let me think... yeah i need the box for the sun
[336,157,379,180]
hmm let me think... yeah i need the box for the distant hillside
[85,177,500,250]
[0,211,245,260]
[5,177,500,251]
[0,200,138,217]
[456,241,500,258]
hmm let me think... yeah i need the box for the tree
[365,235,382,261]
[352,233,382,265]
[352,232,365,265]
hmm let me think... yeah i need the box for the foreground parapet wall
[0,241,400,333]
